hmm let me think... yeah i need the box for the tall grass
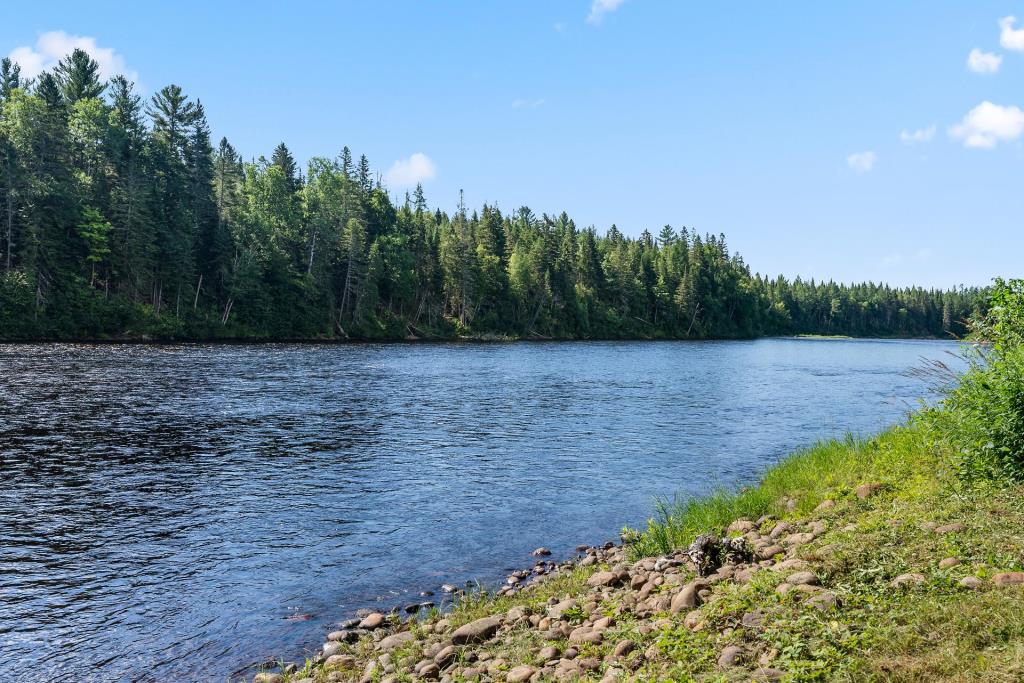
[628,429,937,558]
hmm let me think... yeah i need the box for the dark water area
[0,338,962,682]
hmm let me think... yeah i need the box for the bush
[934,278,1024,482]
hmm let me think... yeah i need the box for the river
[0,338,961,682]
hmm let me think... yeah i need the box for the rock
[568,626,603,645]
[855,483,884,499]
[774,559,809,572]
[507,606,528,621]
[683,609,703,630]
[613,640,635,658]
[756,544,785,560]
[441,583,459,593]
[783,532,815,547]
[586,571,620,588]
[726,519,756,534]
[670,583,701,614]
[960,576,985,589]
[934,523,967,535]
[993,572,1024,586]
[718,645,743,668]
[891,573,926,588]
[325,655,356,669]
[532,547,552,556]
[538,645,559,662]
[593,616,613,630]
[741,610,764,629]
[327,630,353,642]
[546,599,576,619]
[378,631,415,651]
[507,665,537,682]
[419,663,440,680]
[452,616,502,645]
[578,657,601,671]
[786,571,820,586]
[808,520,827,536]
[323,641,344,657]
[253,675,284,683]
[768,522,792,539]
[462,667,482,680]
[807,592,839,610]
[755,667,786,681]
[939,557,961,570]
[359,613,386,630]
[814,499,835,512]
[434,644,457,668]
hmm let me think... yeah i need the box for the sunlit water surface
[0,338,961,682]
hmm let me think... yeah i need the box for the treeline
[0,51,984,341]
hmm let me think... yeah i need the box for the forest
[0,51,985,341]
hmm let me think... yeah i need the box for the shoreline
[244,422,1024,682]
[0,334,957,346]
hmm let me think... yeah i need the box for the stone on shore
[452,615,502,644]
[785,571,820,586]
[934,522,966,535]
[358,612,385,630]
[718,645,743,668]
[253,674,284,683]
[507,664,537,682]
[992,572,1024,586]
[938,557,961,569]
[378,631,414,651]
[586,570,621,588]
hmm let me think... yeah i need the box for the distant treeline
[0,52,984,341]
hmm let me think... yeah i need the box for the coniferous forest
[0,51,984,341]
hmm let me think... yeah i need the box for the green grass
[627,427,944,559]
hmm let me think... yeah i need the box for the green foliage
[929,279,1024,483]
[0,68,989,340]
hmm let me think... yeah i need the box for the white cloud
[967,48,1002,74]
[512,98,545,109]
[900,125,936,143]
[846,151,876,173]
[949,101,1024,148]
[8,31,136,82]
[385,153,437,188]
[1000,16,1024,51]
[587,0,626,24]
[553,22,566,33]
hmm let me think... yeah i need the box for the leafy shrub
[935,278,1024,482]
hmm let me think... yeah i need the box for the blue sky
[3,1,1022,288]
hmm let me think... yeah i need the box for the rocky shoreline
[245,470,1024,682]
[248,486,893,682]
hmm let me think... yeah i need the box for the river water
[0,338,961,682]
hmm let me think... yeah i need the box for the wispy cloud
[1000,16,1024,51]
[949,101,1024,148]
[900,126,936,144]
[587,0,626,24]
[553,22,566,33]
[8,31,136,82]
[385,153,437,187]
[512,98,545,109]
[846,151,877,173]
[967,48,1002,74]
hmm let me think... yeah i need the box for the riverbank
[250,419,1024,682]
